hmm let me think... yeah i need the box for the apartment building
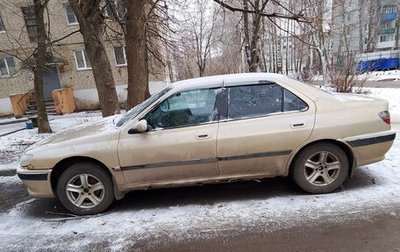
[0,0,166,116]
[376,2,399,50]
[345,0,400,71]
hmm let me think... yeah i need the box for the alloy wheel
[66,174,105,209]
[304,151,341,186]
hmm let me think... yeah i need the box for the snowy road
[0,122,26,137]
[0,92,399,251]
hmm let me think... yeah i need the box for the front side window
[0,57,16,77]
[145,88,219,130]
[73,50,91,70]
[65,4,78,24]
[114,46,127,66]
[227,83,307,119]
[116,87,172,127]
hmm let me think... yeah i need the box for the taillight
[378,111,391,125]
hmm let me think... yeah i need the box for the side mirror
[128,119,148,134]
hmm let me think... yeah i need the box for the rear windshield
[116,87,172,127]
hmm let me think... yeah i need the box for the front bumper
[17,167,54,198]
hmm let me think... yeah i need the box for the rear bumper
[344,131,396,167]
[17,167,54,198]
[346,132,396,148]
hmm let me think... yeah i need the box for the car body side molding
[347,133,396,147]
[120,150,292,171]
[217,150,292,161]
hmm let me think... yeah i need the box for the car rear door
[216,81,315,177]
[118,88,223,186]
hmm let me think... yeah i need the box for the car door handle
[196,134,209,140]
[290,122,305,128]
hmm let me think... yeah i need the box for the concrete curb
[0,118,28,126]
[0,128,25,137]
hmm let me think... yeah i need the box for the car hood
[27,116,118,150]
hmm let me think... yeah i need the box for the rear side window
[227,84,307,119]
[283,89,308,112]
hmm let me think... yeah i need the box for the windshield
[116,87,172,127]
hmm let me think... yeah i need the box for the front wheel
[56,163,114,215]
[292,143,349,194]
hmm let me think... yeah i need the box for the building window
[65,4,78,25]
[0,57,16,77]
[0,13,5,32]
[104,0,127,20]
[73,50,92,70]
[381,21,391,29]
[382,5,397,13]
[114,46,127,66]
[21,6,37,40]
[380,34,394,42]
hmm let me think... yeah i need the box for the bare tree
[68,0,120,117]
[329,0,369,92]
[33,0,52,133]
[173,0,221,77]
[191,0,219,76]
[107,0,170,108]
[213,0,308,73]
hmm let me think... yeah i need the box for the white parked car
[18,73,396,215]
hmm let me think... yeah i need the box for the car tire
[292,143,349,194]
[56,162,114,215]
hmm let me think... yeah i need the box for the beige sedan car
[18,73,395,215]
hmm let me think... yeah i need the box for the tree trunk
[125,0,149,109]
[315,47,329,87]
[33,0,52,133]
[68,0,120,117]
[243,0,262,72]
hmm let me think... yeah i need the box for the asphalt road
[143,215,400,252]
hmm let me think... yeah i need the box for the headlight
[20,153,33,168]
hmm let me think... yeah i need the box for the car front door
[217,82,315,178]
[118,88,222,187]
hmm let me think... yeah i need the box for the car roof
[169,72,330,101]
[170,73,289,90]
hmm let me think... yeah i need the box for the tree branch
[212,0,309,23]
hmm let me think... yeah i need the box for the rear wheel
[56,163,114,215]
[292,143,349,194]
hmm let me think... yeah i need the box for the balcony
[379,27,396,34]
[376,40,396,49]
[382,12,397,21]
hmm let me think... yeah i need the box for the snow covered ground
[365,88,400,123]
[311,70,400,82]
[0,89,399,251]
